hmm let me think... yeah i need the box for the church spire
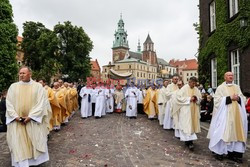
[143,34,154,51]
[137,38,141,53]
[112,14,129,49]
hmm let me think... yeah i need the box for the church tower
[112,14,129,63]
[142,34,158,65]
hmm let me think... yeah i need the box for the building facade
[169,59,198,84]
[90,59,101,78]
[102,15,159,84]
[199,0,250,92]
[158,58,177,79]
[16,36,24,66]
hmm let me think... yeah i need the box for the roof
[169,58,198,70]
[157,58,169,66]
[17,36,23,42]
[91,59,101,71]
[109,69,132,79]
[144,34,154,44]
[116,57,147,64]
[128,51,142,60]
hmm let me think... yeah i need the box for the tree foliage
[22,21,61,82]
[0,0,18,91]
[21,21,93,83]
[54,21,93,82]
[198,0,250,87]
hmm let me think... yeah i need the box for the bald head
[53,82,60,89]
[224,72,234,83]
[64,82,69,88]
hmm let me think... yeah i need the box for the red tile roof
[91,59,101,71]
[169,58,198,70]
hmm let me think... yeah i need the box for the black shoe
[95,116,101,119]
[188,144,194,151]
[215,154,223,161]
[227,156,243,163]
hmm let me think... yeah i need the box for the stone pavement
[0,112,249,167]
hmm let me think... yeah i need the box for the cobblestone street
[0,111,249,167]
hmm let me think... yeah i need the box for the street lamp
[240,17,248,28]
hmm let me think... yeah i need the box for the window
[210,1,216,32]
[194,73,197,76]
[144,73,145,77]
[231,49,240,85]
[187,78,189,82]
[141,73,142,77]
[191,73,193,76]
[229,0,238,18]
[129,65,131,69]
[149,74,151,78]
[180,72,182,75]
[105,69,107,72]
[187,73,189,76]
[211,58,217,88]
[118,65,120,70]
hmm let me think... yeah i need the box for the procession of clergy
[5,66,248,166]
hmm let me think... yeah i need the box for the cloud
[10,0,199,68]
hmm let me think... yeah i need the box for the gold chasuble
[47,87,61,128]
[70,88,79,111]
[67,88,78,114]
[44,86,53,132]
[53,88,65,123]
[144,87,158,117]
[6,80,48,163]
[56,87,69,123]
[188,87,200,133]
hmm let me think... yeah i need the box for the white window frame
[210,1,216,32]
[231,49,240,85]
[211,58,217,88]
[229,0,239,18]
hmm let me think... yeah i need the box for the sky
[9,0,200,67]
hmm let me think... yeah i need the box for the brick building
[199,0,250,92]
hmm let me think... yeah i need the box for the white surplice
[80,86,92,118]
[94,87,106,117]
[125,87,139,117]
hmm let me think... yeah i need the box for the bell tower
[112,14,129,63]
[142,34,158,65]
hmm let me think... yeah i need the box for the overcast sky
[10,0,199,67]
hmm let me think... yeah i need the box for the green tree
[0,0,18,91]
[54,21,93,82]
[22,21,61,82]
